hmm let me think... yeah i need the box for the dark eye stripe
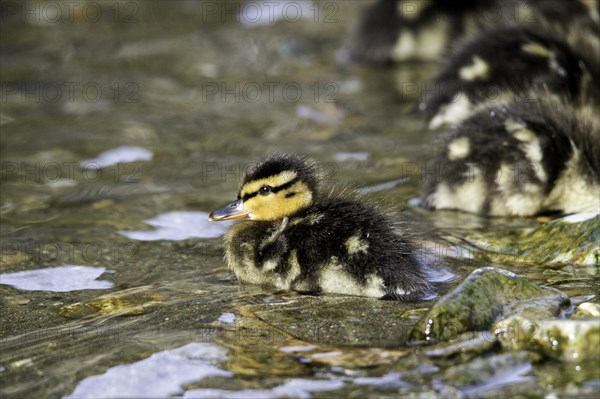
[241,177,299,201]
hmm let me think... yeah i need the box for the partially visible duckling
[419,99,600,216]
[349,0,599,64]
[209,153,431,300]
[349,0,500,63]
[421,25,599,129]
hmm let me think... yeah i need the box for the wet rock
[303,348,410,368]
[459,215,599,266]
[422,332,497,361]
[411,267,569,343]
[59,285,165,318]
[496,317,600,363]
[245,294,418,347]
[5,296,31,306]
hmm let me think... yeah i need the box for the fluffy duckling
[349,0,499,63]
[419,99,600,216]
[422,25,599,129]
[349,0,599,64]
[209,154,431,300]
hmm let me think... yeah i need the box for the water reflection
[80,146,153,169]
[64,343,231,399]
[0,265,113,292]
[119,211,231,240]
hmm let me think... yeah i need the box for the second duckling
[419,99,600,216]
[209,153,431,300]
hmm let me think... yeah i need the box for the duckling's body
[210,154,431,300]
[423,25,599,129]
[420,99,600,216]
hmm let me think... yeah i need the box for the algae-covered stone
[458,214,600,266]
[496,317,600,363]
[411,267,569,343]
[59,285,167,318]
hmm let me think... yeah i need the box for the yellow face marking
[240,170,297,199]
[242,180,313,221]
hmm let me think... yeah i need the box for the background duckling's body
[423,25,600,129]
[350,0,600,64]
[212,154,431,301]
[420,99,600,216]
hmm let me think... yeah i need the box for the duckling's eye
[259,186,273,195]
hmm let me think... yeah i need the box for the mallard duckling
[349,0,500,63]
[209,154,431,300]
[419,98,600,216]
[349,0,599,64]
[422,25,599,129]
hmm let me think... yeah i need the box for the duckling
[209,154,431,300]
[349,0,599,64]
[422,25,599,129]
[419,98,600,216]
[349,0,500,63]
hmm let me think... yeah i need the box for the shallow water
[1,2,598,398]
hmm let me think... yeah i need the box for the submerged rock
[247,294,418,347]
[439,352,539,397]
[457,215,599,266]
[59,285,166,318]
[422,332,497,361]
[496,317,600,363]
[411,267,569,343]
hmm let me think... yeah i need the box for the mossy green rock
[411,267,569,343]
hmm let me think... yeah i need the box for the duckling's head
[209,154,319,222]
